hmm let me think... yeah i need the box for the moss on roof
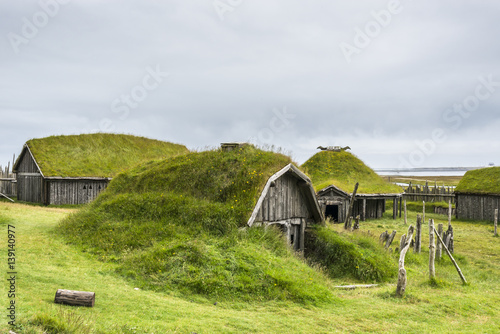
[25,133,188,177]
[105,145,293,223]
[455,167,500,195]
[301,151,402,194]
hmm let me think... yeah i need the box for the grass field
[1,201,499,333]
[381,175,463,187]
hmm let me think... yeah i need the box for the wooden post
[385,230,397,250]
[433,226,467,284]
[54,289,95,307]
[429,219,435,279]
[396,225,414,297]
[362,199,366,222]
[414,214,422,253]
[448,199,452,227]
[494,209,498,237]
[422,201,425,226]
[436,223,443,259]
[344,182,359,227]
[353,215,360,230]
[399,196,402,218]
[393,197,397,219]
[404,200,407,225]
[445,224,454,253]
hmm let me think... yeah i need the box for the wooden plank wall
[456,194,500,222]
[403,182,455,204]
[17,175,42,203]
[48,180,109,205]
[257,173,311,222]
[352,199,385,219]
[0,164,16,197]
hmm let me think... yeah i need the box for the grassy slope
[455,167,500,194]
[301,151,402,194]
[27,133,188,177]
[3,202,500,333]
[56,147,338,303]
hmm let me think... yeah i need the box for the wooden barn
[301,149,403,222]
[12,133,188,205]
[247,163,323,251]
[316,184,402,222]
[455,167,500,221]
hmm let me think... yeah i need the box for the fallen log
[54,289,95,307]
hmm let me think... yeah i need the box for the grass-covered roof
[23,133,188,177]
[301,151,402,194]
[455,167,500,195]
[58,146,343,303]
[103,145,293,223]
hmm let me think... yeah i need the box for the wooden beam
[343,182,359,226]
[433,226,467,284]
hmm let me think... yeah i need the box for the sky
[1,0,500,171]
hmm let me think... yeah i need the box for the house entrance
[325,205,339,222]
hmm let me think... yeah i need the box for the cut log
[54,289,95,307]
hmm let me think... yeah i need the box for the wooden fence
[0,163,17,198]
[402,182,455,204]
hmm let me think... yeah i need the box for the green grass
[455,167,500,194]
[402,201,455,212]
[2,202,500,333]
[25,133,188,177]
[305,225,397,282]
[302,151,402,194]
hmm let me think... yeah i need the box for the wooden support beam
[343,182,359,227]
[433,227,467,284]
[404,200,407,225]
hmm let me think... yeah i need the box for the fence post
[423,201,426,225]
[414,214,422,253]
[429,219,436,279]
[436,223,443,259]
[448,199,452,227]
[404,200,407,225]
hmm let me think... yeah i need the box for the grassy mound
[57,146,335,303]
[26,133,188,177]
[305,225,397,282]
[301,151,402,194]
[455,167,500,195]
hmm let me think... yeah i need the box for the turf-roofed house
[13,133,188,205]
[302,149,403,222]
[455,166,500,221]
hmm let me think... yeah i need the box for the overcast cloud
[1,0,500,170]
